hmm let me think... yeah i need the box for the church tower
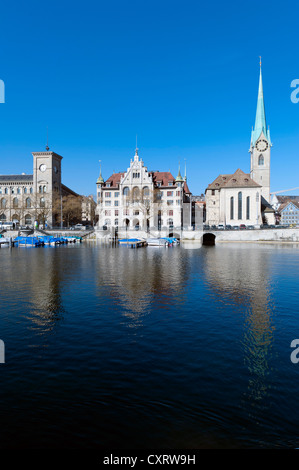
[250,59,272,203]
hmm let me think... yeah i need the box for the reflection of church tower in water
[203,245,275,405]
[250,58,272,204]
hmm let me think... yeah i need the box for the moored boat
[146,238,169,246]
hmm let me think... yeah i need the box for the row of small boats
[4,235,83,247]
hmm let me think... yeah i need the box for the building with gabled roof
[96,148,192,231]
[278,200,299,226]
[205,62,275,227]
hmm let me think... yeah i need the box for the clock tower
[32,149,63,225]
[250,61,271,203]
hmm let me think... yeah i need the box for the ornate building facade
[96,148,192,230]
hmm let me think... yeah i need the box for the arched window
[30,188,33,194]
[25,214,32,226]
[39,186,42,193]
[26,197,31,208]
[123,187,129,197]
[43,185,47,193]
[40,197,45,208]
[230,196,234,220]
[13,197,18,208]
[24,187,27,194]
[143,186,149,198]
[132,187,140,203]
[4,188,8,194]
[12,214,19,223]
[17,188,21,194]
[1,198,7,209]
[258,154,264,166]
[246,196,250,220]
[0,214,7,222]
[238,192,242,220]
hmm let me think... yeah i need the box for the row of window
[0,197,46,209]
[103,218,174,226]
[0,187,34,195]
[104,209,175,217]
[230,193,251,220]
[0,213,32,224]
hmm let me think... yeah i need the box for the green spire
[97,160,104,184]
[251,59,271,146]
[176,162,184,183]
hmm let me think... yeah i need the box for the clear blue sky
[0,0,299,196]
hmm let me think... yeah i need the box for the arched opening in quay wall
[202,233,216,246]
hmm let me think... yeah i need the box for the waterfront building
[205,169,262,226]
[96,148,192,230]
[0,149,91,227]
[278,200,299,226]
[205,62,275,227]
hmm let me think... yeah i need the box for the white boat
[146,238,169,246]
[0,237,11,246]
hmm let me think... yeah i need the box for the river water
[0,242,299,448]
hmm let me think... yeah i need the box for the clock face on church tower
[255,139,268,152]
[39,164,47,172]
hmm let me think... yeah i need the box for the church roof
[206,168,261,191]
[0,174,33,182]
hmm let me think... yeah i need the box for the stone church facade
[205,63,275,227]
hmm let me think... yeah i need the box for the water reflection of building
[7,246,85,328]
[95,246,191,321]
[202,244,275,410]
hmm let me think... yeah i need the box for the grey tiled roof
[0,174,33,182]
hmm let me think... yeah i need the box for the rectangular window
[167,200,173,206]
[238,192,242,220]
[115,210,119,216]
[115,192,119,198]
[168,182,173,186]
[114,201,119,206]
[246,196,250,220]
[105,192,111,197]
[168,210,173,216]
[105,210,111,216]
[167,191,173,197]
[230,197,234,220]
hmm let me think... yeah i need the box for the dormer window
[106,183,111,188]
